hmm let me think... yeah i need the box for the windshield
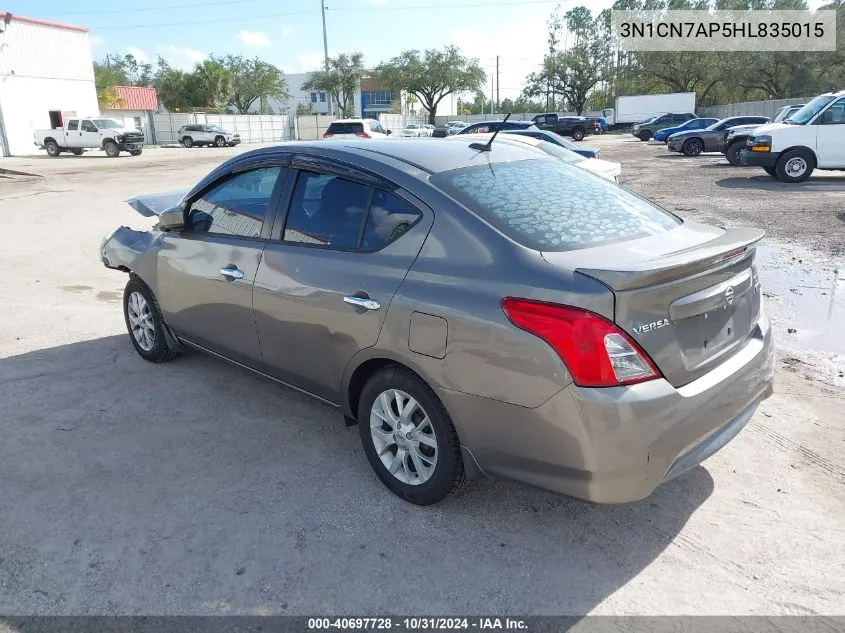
[789,95,836,125]
[93,119,122,129]
[430,158,679,252]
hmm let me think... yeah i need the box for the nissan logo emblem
[725,286,735,305]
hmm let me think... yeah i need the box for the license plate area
[673,290,756,369]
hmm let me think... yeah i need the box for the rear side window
[326,122,364,135]
[187,166,283,238]
[68,120,78,131]
[430,158,680,252]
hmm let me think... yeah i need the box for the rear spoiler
[575,227,765,291]
[126,191,187,217]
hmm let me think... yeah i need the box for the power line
[27,0,266,17]
[90,9,320,30]
[329,0,560,12]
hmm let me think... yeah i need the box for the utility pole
[490,76,495,115]
[496,56,499,113]
[320,0,333,118]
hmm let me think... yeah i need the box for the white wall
[0,18,98,156]
[249,72,362,118]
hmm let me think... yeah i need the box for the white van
[741,90,845,182]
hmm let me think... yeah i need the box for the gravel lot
[0,141,843,616]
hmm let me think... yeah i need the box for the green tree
[376,46,486,124]
[216,55,289,114]
[193,59,234,112]
[302,52,366,118]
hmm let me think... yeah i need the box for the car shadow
[716,175,845,191]
[0,336,714,615]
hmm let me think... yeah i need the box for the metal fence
[293,113,427,140]
[700,97,812,119]
[152,113,291,145]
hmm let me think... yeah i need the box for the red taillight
[354,131,371,138]
[323,132,334,138]
[500,298,661,388]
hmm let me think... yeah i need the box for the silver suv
[178,124,241,148]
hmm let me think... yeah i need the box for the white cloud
[155,45,206,70]
[293,51,327,73]
[126,46,149,63]
[89,34,104,48]
[280,24,295,38]
[236,29,273,48]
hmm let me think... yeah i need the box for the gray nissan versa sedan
[101,138,774,506]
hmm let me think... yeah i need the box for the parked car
[504,128,601,159]
[101,138,773,506]
[178,125,241,148]
[594,117,609,133]
[401,123,428,138]
[720,104,804,166]
[741,91,845,182]
[424,124,436,135]
[632,113,697,141]
[667,116,770,156]
[530,113,594,141]
[323,119,391,139]
[457,120,537,135]
[34,117,144,157]
[458,132,621,183]
[653,118,718,143]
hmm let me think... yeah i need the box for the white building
[0,13,99,156]
[249,72,362,118]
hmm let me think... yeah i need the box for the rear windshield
[430,158,680,252]
[326,122,364,134]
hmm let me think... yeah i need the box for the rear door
[156,161,290,367]
[814,97,845,167]
[64,119,81,147]
[253,158,432,402]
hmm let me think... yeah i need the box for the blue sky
[14,0,832,100]
[14,0,609,99]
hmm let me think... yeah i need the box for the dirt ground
[0,141,843,616]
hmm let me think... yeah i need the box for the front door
[79,119,101,148]
[253,167,431,403]
[815,97,845,167]
[156,164,289,367]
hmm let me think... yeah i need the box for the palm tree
[193,60,234,112]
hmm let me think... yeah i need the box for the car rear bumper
[740,149,779,168]
[437,313,774,503]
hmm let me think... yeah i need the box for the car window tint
[284,171,371,249]
[187,166,282,238]
[431,158,680,252]
[326,122,364,135]
[361,190,422,251]
[82,120,96,132]
[68,120,78,131]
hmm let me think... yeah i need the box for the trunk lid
[542,223,765,387]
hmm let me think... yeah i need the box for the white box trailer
[613,93,697,126]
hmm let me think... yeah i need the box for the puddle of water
[756,244,845,355]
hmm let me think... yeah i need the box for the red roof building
[114,86,158,111]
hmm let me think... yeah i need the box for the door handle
[344,295,380,311]
[220,267,245,280]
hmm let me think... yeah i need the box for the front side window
[791,95,836,125]
[93,119,121,129]
[817,99,845,125]
[187,166,283,238]
[431,158,680,252]
[81,120,97,132]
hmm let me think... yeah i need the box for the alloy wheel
[127,291,155,352]
[370,389,438,485]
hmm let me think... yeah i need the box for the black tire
[122,277,177,363]
[726,140,746,166]
[775,148,815,183]
[358,365,465,506]
[45,140,61,157]
[571,127,585,141]
[104,140,120,158]
[638,130,651,141]
[763,166,778,177]
[70,148,83,156]
[130,149,143,156]
[214,135,226,147]
[682,138,704,157]
[182,136,193,148]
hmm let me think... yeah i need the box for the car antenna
[469,113,512,152]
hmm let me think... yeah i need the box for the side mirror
[386,129,392,136]
[157,206,185,231]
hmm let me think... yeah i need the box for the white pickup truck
[33,117,145,158]
[740,90,845,182]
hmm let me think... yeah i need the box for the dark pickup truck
[530,113,594,141]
